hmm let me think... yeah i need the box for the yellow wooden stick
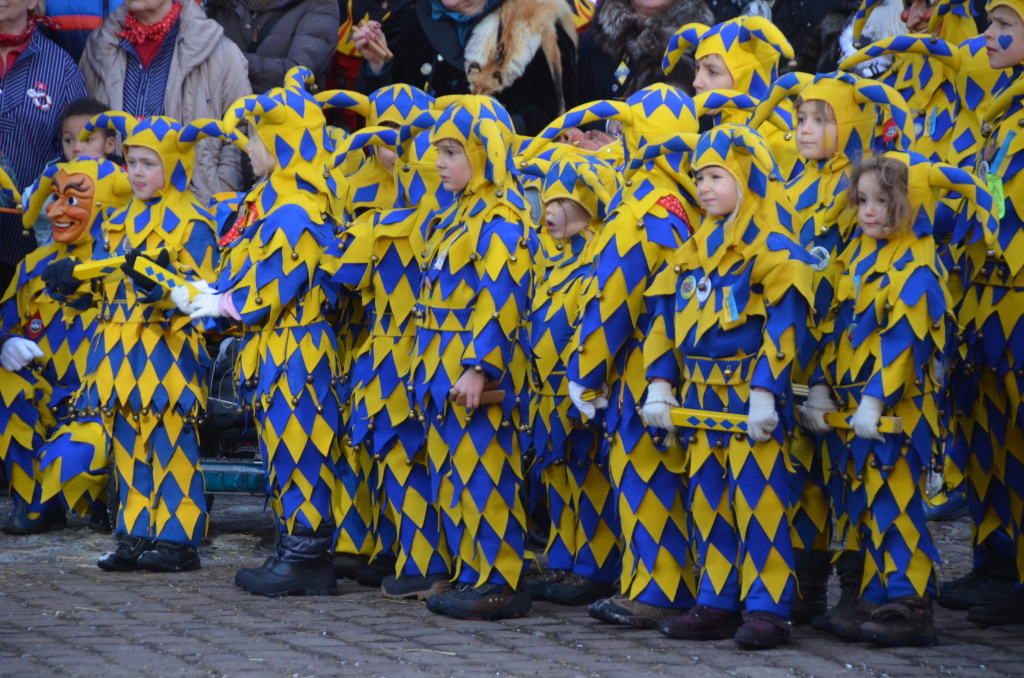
[72,248,166,280]
[669,407,903,434]
[131,257,202,299]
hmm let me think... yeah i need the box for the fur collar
[588,0,713,64]
[463,0,576,109]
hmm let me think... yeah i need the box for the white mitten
[799,384,837,435]
[851,395,885,441]
[569,381,608,420]
[641,380,679,430]
[926,464,945,499]
[188,293,223,319]
[747,390,779,443]
[0,337,44,371]
[170,285,193,314]
[931,357,947,389]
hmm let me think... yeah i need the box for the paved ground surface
[1,494,1022,678]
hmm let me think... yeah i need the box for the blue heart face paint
[999,34,1015,49]
[984,6,1024,69]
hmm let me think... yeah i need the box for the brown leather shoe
[826,598,877,641]
[658,604,743,640]
[735,612,792,649]
[860,595,937,646]
[545,573,616,606]
[525,568,570,600]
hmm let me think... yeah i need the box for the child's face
[695,165,738,217]
[125,146,165,201]
[984,6,1024,69]
[544,198,589,240]
[693,54,735,95]
[245,132,277,178]
[434,138,472,193]
[796,101,838,161]
[856,170,894,240]
[61,115,116,162]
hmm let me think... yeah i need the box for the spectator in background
[45,0,125,62]
[79,0,252,205]
[576,0,713,106]
[0,0,87,292]
[206,0,340,94]
[352,0,578,136]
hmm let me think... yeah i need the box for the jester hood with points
[223,67,338,222]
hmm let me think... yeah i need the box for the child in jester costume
[518,150,622,607]
[37,113,228,572]
[641,122,814,649]
[314,84,438,584]
[813,152,996,644]
[0,160,131,536]
[662,14,801,181]
[327,116,461,601]
[184,67,345,597]
[408,95,537,621]
[519,84,703,628]
[748,71,916,627]
[944,0,1024,624]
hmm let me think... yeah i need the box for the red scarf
[0,14,59,48]
[116,2,182,46]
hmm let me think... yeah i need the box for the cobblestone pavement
[1,495,1022,678]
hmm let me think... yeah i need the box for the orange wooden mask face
[45,170,96,245]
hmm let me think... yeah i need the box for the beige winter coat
[80,1,252,204]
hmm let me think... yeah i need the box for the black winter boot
[137,540,201,572]
[2,499,66,535]
[937,549,1018,610]
[235,522,337,597]
[97,534,155,571]
[792,549,832,625]
[811,550,863,632]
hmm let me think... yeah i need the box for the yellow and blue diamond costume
[644,123,814,621]
[816,152,990,605]
[751,72,915,614]
[328,117,460,585]
[214,69,345,551]
[840,0,964,164]
[955,60,1024,583]
[0,160,130,521]
[663,15,801,181]
[408,95,537,603]
[315,86,438,564]
[37,114,225,550]
[521,84,703,614]
[520,152,623,592]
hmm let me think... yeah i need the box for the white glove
[799,384,836,435]
[170,285,192,314]
[569,381,608,420]
[747,390,779,443]
[1,337,44,371]
[188,293,223,319]
[641,380,679,430]
[926,464,945,499]
[931,357,947,390]
[851,395,885,441]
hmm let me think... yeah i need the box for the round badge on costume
[809,246,830,272]
[421,63,433,76]
[984,136,998,163]
[680,275,696,300]
[978,160,990,181]
[695,276,711,304]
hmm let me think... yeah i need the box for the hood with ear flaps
[988,0,1024,22]
[222,66,338,220]
[428,94,519,197]
[85,112,244,201]
[751,71,915,169]
[663,15,793,101]
[520,153,620,229]
[517,84,699,181]
[24,157,133,245]
[315,84,435,128]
